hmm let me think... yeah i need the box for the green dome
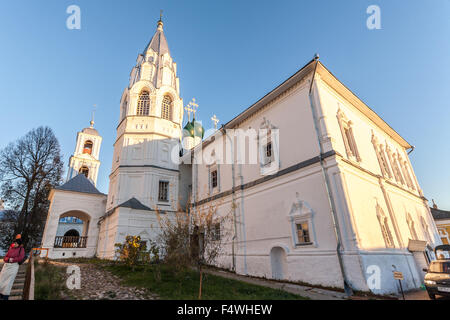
[182,119,204,139]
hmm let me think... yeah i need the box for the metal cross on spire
[159,9,163,22]
[187,98,199,120]
[211,114,219,129]
[90,104,96,128]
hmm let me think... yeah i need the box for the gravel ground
[48,261,159,300]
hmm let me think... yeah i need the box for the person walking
[0,235,25,300]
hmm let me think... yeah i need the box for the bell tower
[67,115,102,186]
[106,16,184,211]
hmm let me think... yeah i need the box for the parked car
[423,245,450,300]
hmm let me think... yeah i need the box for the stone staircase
[0,263,27,300]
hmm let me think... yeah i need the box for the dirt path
[49,261,158,300]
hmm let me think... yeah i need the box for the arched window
[376,205,395,248]
[137,90,150,115]
[79,166,89,178]
[83,140,93,155]
[161,95,172,120]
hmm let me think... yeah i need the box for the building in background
[431,200,450,245]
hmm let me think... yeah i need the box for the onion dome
[183,119,204,139]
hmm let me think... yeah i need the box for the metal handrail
[54,236,88,248]
[22,250,34,300]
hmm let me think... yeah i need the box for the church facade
[40,18,442,295]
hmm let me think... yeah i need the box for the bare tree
[156,199,232,299]
[0,126,63,250]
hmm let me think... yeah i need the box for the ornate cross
[211,114,219,129]
[187,98,198,120]
[159,10,163,21]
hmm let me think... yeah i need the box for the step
[12,284,24,290]
[9,296,22,300]
[10,288,23,295]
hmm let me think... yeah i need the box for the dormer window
[83,141,93,155]
[137,90,150,115]
[337,109,360,162]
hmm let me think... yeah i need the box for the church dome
[183,120,204,139]
[82,127,99,136]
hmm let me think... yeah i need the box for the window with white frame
[376,205,395,248]
[420,216,432,244]
[137,90,150,115]
[210,169,218,189]
[372,136,392,179]
[296,222,311,244]
[211,223,221,241]
[337,109,360,162]
[399,156,415,190]
[287,195,315,247]
[259,118,279,175]
[161,95,172,120]
[158,180,169,202]
[406,213,418,240]
[386,148,404,185]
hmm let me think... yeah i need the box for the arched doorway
[54,211,91,249]
[270,247,287,280]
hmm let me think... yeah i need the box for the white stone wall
[41,190,106,259]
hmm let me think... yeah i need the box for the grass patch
[34,261,66,300]
[104,264,306,300]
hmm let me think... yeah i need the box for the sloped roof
[56,174,103,195]
[431,207,450,220]
[118,197,152,211]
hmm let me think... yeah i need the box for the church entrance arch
[55,210,91,248]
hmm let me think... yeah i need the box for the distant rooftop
[431,207,450,220]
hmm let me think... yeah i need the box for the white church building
[40,17,442,295]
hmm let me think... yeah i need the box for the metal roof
[56,174,103,195]
[117,197,152,211]
[431,207,450,220]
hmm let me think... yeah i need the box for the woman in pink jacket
[0,237,25,300]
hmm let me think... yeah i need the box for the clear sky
[0,0,449,208]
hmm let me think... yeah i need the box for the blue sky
[0,1,449,208]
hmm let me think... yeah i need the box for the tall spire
[144,13,170,56]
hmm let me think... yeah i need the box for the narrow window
[137,90,150,115]
[407,213,418,240]
[420,216,432,244]
[262,133,274,166]
[161,95,172,120]
[212,223,221,241]
[211,170,218,189]
[337,109,360,162]
[296,222,311,244]
[158,181,169,202]
[79,166,89,178]
[377,208,395,248]
[83,140,93,155]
